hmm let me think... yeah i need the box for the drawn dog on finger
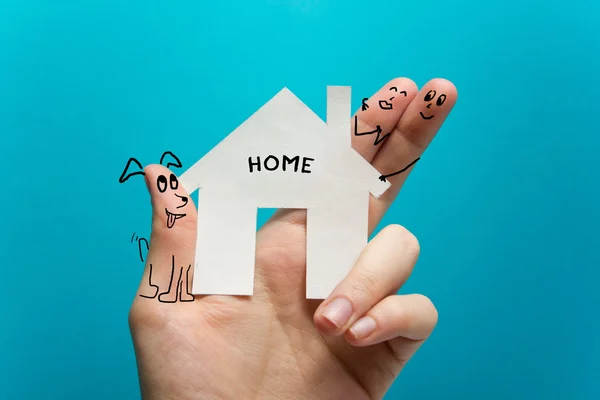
[119,151,195,303]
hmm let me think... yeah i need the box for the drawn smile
[165,208,186,229]
[420,112,434,120]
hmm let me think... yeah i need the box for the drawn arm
[379,158,421,182]
[353,115,382,137]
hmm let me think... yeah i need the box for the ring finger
[368,78,458,230]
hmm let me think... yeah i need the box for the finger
[345,294,438,346]
[352,78,418,163]
[369,78,458,230]
[135,164,198,303]
[313,225,419,336]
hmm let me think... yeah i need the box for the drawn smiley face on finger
[378,86,408,110]
[157,173,188,229]
[419,90,447,120]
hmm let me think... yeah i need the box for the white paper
[180,86,391,299]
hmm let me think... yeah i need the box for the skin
[129,77,458,400]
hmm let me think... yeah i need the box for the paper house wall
[180,86,390,299]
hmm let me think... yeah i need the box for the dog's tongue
[167,212,176,229]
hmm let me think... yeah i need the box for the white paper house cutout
[179,86,391,299]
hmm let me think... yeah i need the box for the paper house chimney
[326,86,351,146]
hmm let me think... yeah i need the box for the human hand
[129,78,457,399]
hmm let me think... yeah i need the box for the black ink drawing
[121,153,190,300]
[119,151,182,183]
[378,87,407,110]
[119,158,145,183]
[131,233,159,299]
[379,157,421,182]
[131,234,195,303]
[119,152,188,229]
[138,256,195,303]
[354,114,381,137]
[378,100,393,110]
[160,151,183,169]
[389,86,408,97]
[131,233,149,262]
[156,256,194,303]
[420,90,446,120]
[373,131,391,146]
[361,98,369,111]
[353,115,390,146]
[139,264,160,299]
[157,173,188,229]
[179,265,195,303]
[248,155,315,174]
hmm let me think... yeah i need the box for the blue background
[1,0,599,399]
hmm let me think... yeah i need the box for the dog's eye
[424,90,436,102]
[170,174,178,190]
[157,175,167,193]
[436,94,447,106]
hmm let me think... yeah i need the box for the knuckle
[350,269,384,300]
[384,224,420,260]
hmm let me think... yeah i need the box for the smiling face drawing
[157,173,188,228]
[420,90,447,120]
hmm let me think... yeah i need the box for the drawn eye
[424,90,436,102]
[436,94,447,106]
[170,174,178,190]
[157,175,167,193]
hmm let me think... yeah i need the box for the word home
[248,155,315,174]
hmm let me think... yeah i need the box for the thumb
[135,164,197,303]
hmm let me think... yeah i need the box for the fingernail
[321,298,353,328]
[349,316,376,339]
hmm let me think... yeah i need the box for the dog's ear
[119,158,145,183]
[160,151,182,169]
